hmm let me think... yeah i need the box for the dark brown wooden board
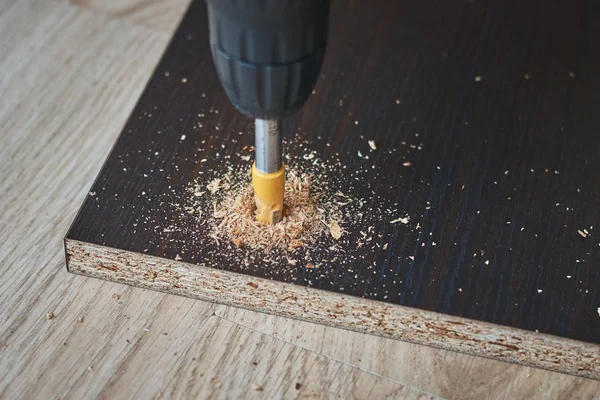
[66,0,600,377]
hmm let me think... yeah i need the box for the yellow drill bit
[252,163,285,223]
[253,119,285,224]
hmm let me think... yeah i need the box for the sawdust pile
[212,173,332,252]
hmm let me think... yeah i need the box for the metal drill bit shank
[255,119,282,174]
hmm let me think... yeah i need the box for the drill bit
[252,119,285,224]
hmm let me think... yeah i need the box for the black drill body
[205,0,330,120]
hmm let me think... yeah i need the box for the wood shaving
[368,140,377,150]
[328,220,343,240]
[578,230,587,238]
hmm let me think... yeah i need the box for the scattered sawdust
[212,172,331,252]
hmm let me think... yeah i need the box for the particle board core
[66,0,600,379]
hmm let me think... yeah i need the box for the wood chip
[252,384,263,392]
[247,282,258,289]
[46,312,55,320]
[578,230,588,238]
[368,140,377,150]
[306,263,315,269]
[390,216,409,224]
[402,161,412,167]
[232,238,243,248]
[207,178,222,194]
[328,220,343,240]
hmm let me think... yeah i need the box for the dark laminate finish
[67,0,600,345]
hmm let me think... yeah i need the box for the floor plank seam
[213,313,446,400]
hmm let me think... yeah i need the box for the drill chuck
[205,0,330,120]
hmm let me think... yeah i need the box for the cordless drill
[205,0,331,223]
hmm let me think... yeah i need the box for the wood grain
[2,0,600,398]
[161,316,435,400]
[54,0,190,33]
[218,307,600,400]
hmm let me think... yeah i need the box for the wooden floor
[1,0,599,398]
